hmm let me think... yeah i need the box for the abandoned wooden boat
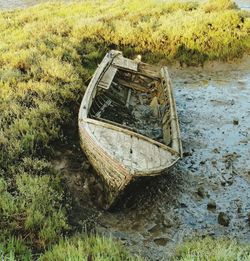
[78,50,182,209]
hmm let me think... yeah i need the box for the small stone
[208,231,215,236]
[207,200,216,210]
[180,202,188,208]
[247,212,250,225]
[82,162,91,171]
[211,160,217,166]
[154,237,168,246]
[221,180,226,186]
[163,218,173,228]
[213,148,220,153]
[233,119,239,125]
[218,212,230,226]
[223,173,232,180]
[197,186,206,198]
[183,151,192,157]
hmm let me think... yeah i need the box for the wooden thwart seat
[98,66,117,89]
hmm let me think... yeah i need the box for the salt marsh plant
[174,237,250,261]
[39,235,143,261]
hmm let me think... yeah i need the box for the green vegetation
[40,235,143,261]
[0,0,249,259]
[174,237,250,261]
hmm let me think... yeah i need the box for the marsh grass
[39,235,143,261]
[0,0,249,259]
[174,237,250,261]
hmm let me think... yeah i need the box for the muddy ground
[53,55,250,260]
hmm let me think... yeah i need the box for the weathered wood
[126,89,132,108]
[161,67,183,156]
[95,99,112,117]
[78,50,182,209]
[138,62,161,78]
[85,118,178,154]
[92,116,136,132]
[86,119,178,173]
[99,66,117,89]
[115,78,149,93]
[113,56,138,71]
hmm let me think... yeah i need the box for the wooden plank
[85,118,178,155]
[113,56,138,71]
[163,123,171,146]
[88,124,102,142]
[79,53,111,119]
[119,134,133,169]
[99,66,117,89]
[145,144,155,170]
[86,119,178,174]
[161,67,182,156]
[159,148,171,167]
[92,116,137,133]
[115,78,149,93]
[95,99,112,117]
[138,62,161,78]
[131,137,148,171]
[126,89,132,108]
[153,145,161,168]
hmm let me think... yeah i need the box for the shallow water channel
[53,56,250,260]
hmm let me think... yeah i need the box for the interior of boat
[88,63,172,146]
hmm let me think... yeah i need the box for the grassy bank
[0,0,250,259]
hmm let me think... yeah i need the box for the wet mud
[53,55,250,260]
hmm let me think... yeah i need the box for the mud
[52,55,250,260]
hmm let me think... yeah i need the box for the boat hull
[78,50,182,209]
[79,123,132,208]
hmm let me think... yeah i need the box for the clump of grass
[203,0,237,13]
[0,236,32,261]
[0,173,68,249]
[39,235,143,261]
[173,237,250,261]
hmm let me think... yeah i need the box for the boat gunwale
[161,67,183,157]
[81,118,180,155]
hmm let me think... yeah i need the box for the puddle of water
[235,0,250,10]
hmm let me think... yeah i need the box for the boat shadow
[87,164,185,212]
